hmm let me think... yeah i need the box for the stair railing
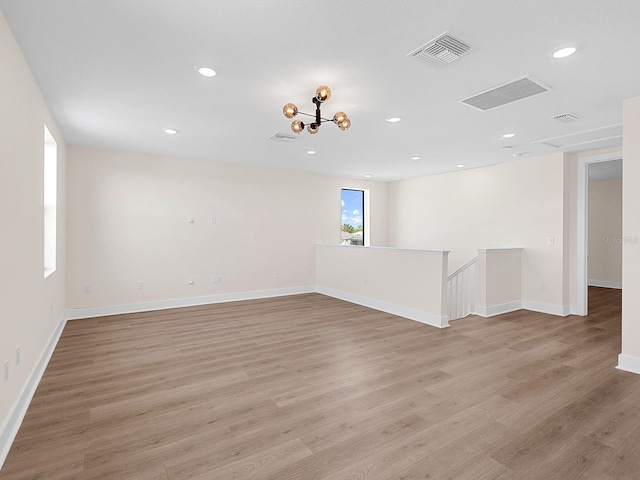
[447,256,478,321]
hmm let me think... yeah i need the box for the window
[341,188,369,246]
[44,125,57,278]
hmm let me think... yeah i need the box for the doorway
[577,152,623,315]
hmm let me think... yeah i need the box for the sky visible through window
[341,189,363,232]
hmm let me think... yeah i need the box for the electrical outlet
[188,278,194,285]
[137,281,144,289]
[16,347,20,366]
[275,271,280,280]
[540,281,547,291]
[3,360,8,383]
[83,285,91,294]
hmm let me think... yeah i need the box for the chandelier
[282,86,351,134]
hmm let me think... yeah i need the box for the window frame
[341,188,370,246]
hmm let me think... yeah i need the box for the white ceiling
[2,0,639,181]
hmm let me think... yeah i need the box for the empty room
[2,1,640,479]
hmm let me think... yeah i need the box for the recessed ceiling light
[306,150,317,155]
[410,156,420,161]
[197,67,217,77]
[501,133,516,138]
[385,117,402,123]
[163,128,178,135]
[551,46,577,59]
[457,164,465,168]
[364,174,373,178]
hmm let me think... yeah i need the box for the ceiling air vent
[408,32,472,68]
[460,76,550,111]
[269,132,297,142]
[553,113,579,123]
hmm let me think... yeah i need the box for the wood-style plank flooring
[2,287,639,479]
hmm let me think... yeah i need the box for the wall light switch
[547,237,555,246]
[83,285,91,294]
[188,217,195,224]
[211,216,217,224]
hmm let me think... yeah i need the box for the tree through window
[341,189,364,246]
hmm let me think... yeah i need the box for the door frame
[576,151,623,315]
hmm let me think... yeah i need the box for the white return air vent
[461,76,550,111]
[553,113,579,123]
[408,32,472,68]
[269,132,297,142]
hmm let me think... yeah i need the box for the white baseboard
[521,300,571,317]
[0,316,67,470]
[476,301,570,318]
[588,279,622,289]
[64,286,314,321]
[316,286,449,328]
[617,354,640,375]
[475,301,522,318]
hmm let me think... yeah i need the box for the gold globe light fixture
[315,85,331,102]
[291,120,304,134]
[282,86,350,134]
[283,103,298,119]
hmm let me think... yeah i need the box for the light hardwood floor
[2,287,639,479]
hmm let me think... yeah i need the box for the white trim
[588,279,622,289]
[0,316,67,470]
[617,354,640,375]
[475,301,522,317]
[316,244,450,255]
[521,300,571,317]
[476,247,524,253]
[316,286,449,329]
[64,286,314,321]
[577,151,623,316]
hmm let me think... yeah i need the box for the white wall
[388,153,569,314]
[0,10,66,448]
[316,245,449,328]
[477,248,522,316]
[620,96,640,373]
[588,179,622,287]
[66,146,388,311]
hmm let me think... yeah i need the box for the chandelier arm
[297,113,333,124]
